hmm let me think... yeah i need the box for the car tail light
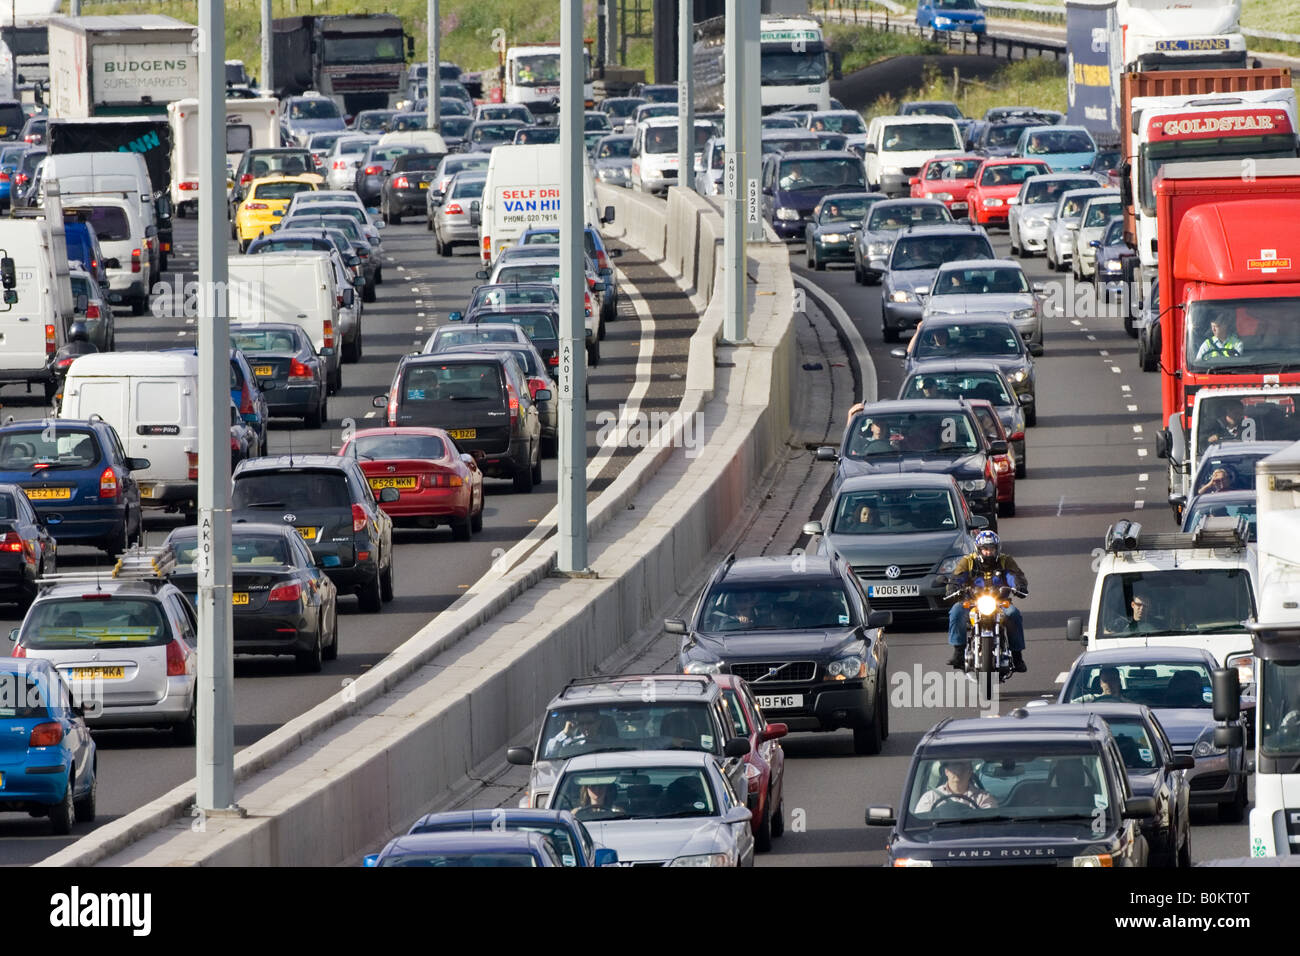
[548,355,558,367]
[364,165,382,176]
[313,155,323,167]
[584,291,592,317]
[29,721,63,747]
[352,503,367,533]
[288,358,312,382]
[10,642,24,658]
[393,175,411,189]
[243,202,268,210]
[0,531,23,553]
[506,382,520,425]
[187,450,199,481]
[230,434,240,453]
[15,172,27,185]
[0,172,9,183]
[595,248,610,271]
[239,385,256,417]
[323,318,335,350]
[268,582,302,602]
[85,303,100,320]
[165,637,191,677]
[240,173,254,185]
[1008,431,1024,442]
[45,323,56,355]
[587,275,596,289]
[993,457,1010,474]
[387,392,398,426]
[445,202,463,215]
[179,181,199,191]
[482,236,491,261]
[99,466,118,499]
[527,377,545,400]
[423,471,464,488]
[56,355,76,370]
[131,249,142,273]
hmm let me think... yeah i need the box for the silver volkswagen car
[924,259,1046,346]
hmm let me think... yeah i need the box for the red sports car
[909,155,982,219]
[965,158,1052,226]
[338,426,485,540]
[714,673,787,852]
[969,399,1016,517]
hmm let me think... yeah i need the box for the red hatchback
[338,427,485,540]
[965,158,1052,226]
[968,400,1017,517]
[714,673,788,853]
[909,155,982,219]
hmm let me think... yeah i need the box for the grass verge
[862,56,1066,120]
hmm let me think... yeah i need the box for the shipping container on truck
[168,97,280,214]
[47,15,199,120]
[1151,159,1300,461]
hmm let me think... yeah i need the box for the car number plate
[253,365,274,377]
[296,527,317,540]
[951,202,967,211]
[419,182,429,189]
[69,667,124,680]
[368,476,417,490]
[448,428,476,440]
[755,694,803,711]
[139,484,155,499]
[232,592,250,605]
[868,584,921,597]
[24,487,72,501]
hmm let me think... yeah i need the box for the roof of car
[409,808,575,831]
[922,708,1112,748]
[835,473,959,493]
[936,258,1023,270]
[169,521,293,539]
[773,149,858,161]
[855,398,976,415]
[894,223,985,238]
[404,350,510,365]
[916,311,1023,327]
[720,554,838,580]
[64,351,198,376]
[1034,702,1157,721]
[556,674,718,703]
[906,358,1015,377]
[558,749,715,772]
[1073,646,1216,666]
[234,454,351,473]
[247,175,320,190]
[384,830,549,855]
[35,577,176,600]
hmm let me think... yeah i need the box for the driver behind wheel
[914,759,998,812]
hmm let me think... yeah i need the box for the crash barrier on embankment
[41,183,796,867]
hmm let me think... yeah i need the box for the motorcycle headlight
[959,479,987,492]
[932,192,953,201]
[891,289,913,303]
[982,197,1004,207]
[776,207,800,221]
[937,554,964,574]
[669,852,733,867]
[683,660,722,675]
[1012,308,1036,321]
[976,593,998,616]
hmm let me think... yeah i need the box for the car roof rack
[1103,514,1249,554]
[36,545,176,590]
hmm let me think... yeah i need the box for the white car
[1006,173,1103,258]
[322,135,379,191]
[924,258,1045,346]
[1045,186,1117,273]
[1072,193,1125,281]
[546,751,755,867]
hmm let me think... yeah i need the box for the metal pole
[743,9,763,242]
[677,0,694,193]
[196,0,237,814]
[723,0,746,343]
[605,0,618,70]
[428,0,440,128]
[69,0,80,17]
[558,0,588,573]
[261,0,272,94]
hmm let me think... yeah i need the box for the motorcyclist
[945,530,1028,672]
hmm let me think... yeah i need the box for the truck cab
[1067,516,1256,667]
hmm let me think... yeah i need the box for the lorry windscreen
[1097,569,1255,638]
[1185,298,1300,374]
[1140,134,1298,213]
[760,49,828,86]
[322,35,405,65]
[1259,660,1300,756]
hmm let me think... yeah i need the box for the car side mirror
[760,723,788,742]
[506,746,534,766]
[629,145,639,157]
[865,805,895,827]
[1154,429,1169,459]
[273,209,284,217]
[1028,343,1044,357]
[1007,196,1019,205]
[1089,239,1101,248]
[814,446,838,462]
[474,270,489,280]
[126,457,150,471]
[371,395,388,408]
[802,520,823,535]
[7,627,16,643]
[592,847,619,866]
[988,439,1008,455]
[908,177,919,185]
[608,247,622,258]
[889,347,907,359]
[722,806,753,825]
[1031,283,1045,293]
[1122,796,1157,820]
[1168,755,1195,771]
[970,514,989,529]
[448,310,463,322]
[724,736,751,758]
[379,487,400,502]
[602,205,615,224]
[864,143,876,153]
[1214,725,1244,750]
[1066,616,1084,642]
[74,293,89,312]
[867,609,892,629]
[534,388,552,402]
[663,618,687,635]
[342,287,356,306]
[1212,667,1241,723]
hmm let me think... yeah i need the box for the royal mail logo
[1247,249,1292,272]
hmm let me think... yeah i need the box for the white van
[864,115,964,197]
[630,116,716,196]
[59,351,200,513]
[42,153,159,279]
[170,96,281,215]
[65,198,153,317]
[0,198,75,403]
[479,143,608,265]
[226,252,344,392]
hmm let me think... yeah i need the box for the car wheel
[540,433,557,459]
[380,555,394,602]
[450,513,472,541]
[73,759,96,823]
[853,710,882,755]
[770,796,785,837]
[1016,451,1026,480]
[999,498,1016,518]
[1177,829,1191,868]
[587,339,600,367]
[531,447,543,486]
[881,322,899,344]
[329,365,342,395]
[814,255,825,271]
[296,628,323,672]
[305,398,323,429]
[1045,245,1056,271]
[357,569,383,614]
[49,773,75,836]
[362,282,376,304]
[173,699,197,745]
[322,604,339,661]
[470,493,483,532]
[754,796,773,853]
[438,234,451,257]
[881,681,890,739]
[342,337,359,364]
[1025,404,1037,427]
[854,259,865,284]
[388,204,402,225]
[1009,233,1020,257]
[512,457,535,494]
[101,524,128,559]
[1123,312,1136,338]
[1218,776,1248,823]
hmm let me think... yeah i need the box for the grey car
[282,95,346,148]
[427,152,490,219]
[898,360,1028,470]
[594,134,634,189]
[806,473,985,623]
[1073,194,1125,281]
[853,198,953,286]
[803,192,881,270]
[1007,173,1102,257]
[432,170,486,256]
[879,223,994,342]
[924,258,1046,347]
[1046,186,1118,272]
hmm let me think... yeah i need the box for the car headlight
[976,593,998,616]
[644,168,663,179]
[828,641,868,679]
[1025,217,1045,228]
[982,197,1004,207]
[937,554,964,574]
[822,233,846,243]
[1012,308,1036,321]
[959,479,987,492]
[776,207,800,221]
[890,289,913,303]
[1104,259,1120,271]
[683,660,722,675]
[882,166,901,176]
[1194,738,1227,757]
[1010,369,1028,383]
[1073,854,1113,867]
[893,858,933,867]
[868,241,891,257]
[669,852,733,867]
[932,192,953,201]
[934,16,952,25]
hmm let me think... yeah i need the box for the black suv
[817,399,1004,529]
[667,554,892,755]
[230,454,395,613]
[375,351,546,493]
[866,708,1154,866]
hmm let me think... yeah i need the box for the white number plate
[868,584,921,597]
[756,694,803,711]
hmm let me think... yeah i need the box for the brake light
[56,356,76,370]
[243,202,268,210]
[351,503,367,533]
[587,276,596,289]
[15,172,27,185]
[131,249,141,274]
[239,385,255,416]
[313,155,323,167]
[506,382,520,425]
[584,291,592,316]
[446,203,464,215]
[1008,431,1024,442]
[187,450,199,481]
[85,303,100,320]
[596,248,610,271]
[0,172,8,183]
[268,582,302,602]
[29,721,63,747]
[240,173,254,185]
[364,165,382,176]
[548,355,558,367]
[230,434,240,453]
[165,637,191,677]
[482,236,491,261]
[45,323,56,355]
[527,377,545,400]
[179,181,199,191]
[99,466,118,499]
[10,642,23,658]
[387,391,397,426]
[323,318,334,350]
[0,531,23,553]
[288,358,312,381]
[393,176,411,189]
[333,160,347,170]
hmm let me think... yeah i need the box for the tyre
[101,524,128,559]
[388,204,402,225]
[470,494,483,532]
[450,514,472,541]
[357,570,383,613]
[362,282,376,304]
[131,294,146,316]
[998,498,1016,518]
[814,256,825,271]
[173,699,197,745]
[1025,404,1037,427]
[531,451,543,486]
[854,259,865,284]
[754,798,773,853]
[881,323,899,344]
[380,555,394,602]
[73,760,96,823]
[1045,245,1056,271]
[1218,777,1247,823]
[438,234,451,257]
[770,797,785,838]
[305,398,323,429]
[1016,451,1026,480]
[49,773,75,836]
[295,628,323,672]
[540,434,557,459]
[329,365,341,395]
[1009,230,1020,257]
[853,710,882,755]
[512,459,535,493]
[587,339,600,367]
[1123,312,1136,338]
[1177,830,1191,868]
[880,683,890,740]
[322,605,339,661]
[342,337,359,364]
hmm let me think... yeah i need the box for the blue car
[760,150,868,242]
[0,418,147,556]
[0,658,97,834]
[0,143,29,209]
[917,0,986,34]
[63,218,112,292]
[367,808,619,867]
[1015,125,1098,173]
[364,830,566,866]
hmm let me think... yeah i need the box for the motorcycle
[945,569,1026,698]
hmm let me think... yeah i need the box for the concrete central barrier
[41,183,796,868]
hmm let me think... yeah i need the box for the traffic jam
[0,3,1295,881]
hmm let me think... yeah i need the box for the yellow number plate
[419,182,429,189]
[69,667,124,680]
[448,428,476,440]
[297,527,317,540]
[253,365,274,377]
[368,476,417,490]
[139,485,155,499]
[232,592,250,605]
[25,487,72,501]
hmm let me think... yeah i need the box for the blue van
[63,219,112,291]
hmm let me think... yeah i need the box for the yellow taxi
[235,176,320,251]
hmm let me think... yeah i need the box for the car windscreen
[433,328,520,350]
[252,181,315,201]
[1191,451,1272,492]
[539,701,721,760]
[349,433,447,461]
[247,151,314,175]
[22,597,169,649]
[440,117,473,137]
[489,312,557,340]
[1063,659,1216,710]
[598,137,632,159]
[1182,497,1256,539]
[170,531,290,566]
[1194,392,1300,451]
[913,323,1024,358]
[868,203,951,231]
[231,470,352,510]
[984,122,1035,147]
[930,157,980,180]
[84,205,130,242]
[902,372,1011,405]
[906,101,963,117]
[1102,218,1124,245]
[1096,569,1255,640]
[289,99,340,119]
[778,157,865,189]
[1024,129,1094,154]
[814,113,866,134]
[1102,717,1161,770]
[495,264,559,284]
[1021,178,1097,205]
[1082,200,1122,228]
[469,285,558,310]
[831,487,957,534]
[882,123,959,151]
[380,852,538,867]
[393,154,441,172]
[231,328,306,353]
[889,234,991,269]
[552,766,717,823]
[818,195,876,222]
[400,361,504,406]
[698,580,854,631]
[844,409,980,458]
[472,123,521,142]
[934,266,1029,295]
[978,163,1046,186]
[450,176,486,199]
[0,428,99,468]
